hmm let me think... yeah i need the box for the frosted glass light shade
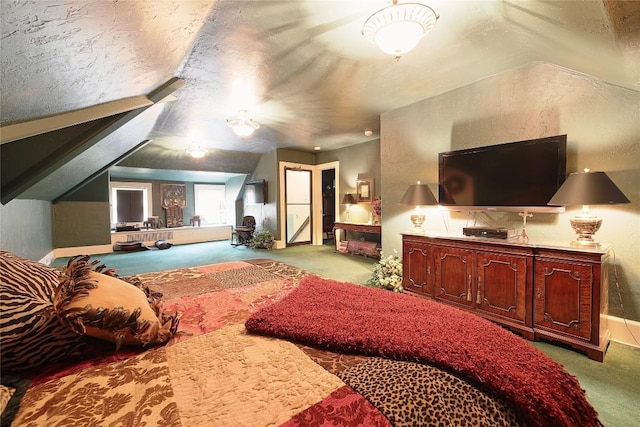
[227,110,260,137]
[375,20,424,56]
[186,147,207,158]
[362,1,438,58]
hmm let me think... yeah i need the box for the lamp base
[570,239,601,248]
[569,215,602,248]
[410,213,426,232]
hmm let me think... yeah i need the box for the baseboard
[39,250,57,266]
[54,244,115,259]
[40,246,113,264]
[608,315,640,348]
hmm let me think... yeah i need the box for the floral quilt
[5,258,571,427]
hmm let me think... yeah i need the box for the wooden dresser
[402,233,610,361]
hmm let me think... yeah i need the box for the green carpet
[53,240,639,427]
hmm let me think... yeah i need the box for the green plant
[250,229,275,250]
[367,251,403,292]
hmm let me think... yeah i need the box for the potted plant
[367,251,403,292]
[371,196,381,224]
[250,229,275,250]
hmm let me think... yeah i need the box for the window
[110,181,152,227]
[194,184,226,225]
[117,189,143,222]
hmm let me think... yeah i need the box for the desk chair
[231,215,256,246]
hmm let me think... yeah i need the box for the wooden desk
[333,222,381,258]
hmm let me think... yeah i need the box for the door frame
[284,167,312,246]
[278,160,340,248]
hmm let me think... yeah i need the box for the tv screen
[438,135,567,212]
[246,179,267,204]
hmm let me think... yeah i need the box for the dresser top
[401,232,612,255]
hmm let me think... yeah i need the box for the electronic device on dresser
[438,135,567,213]
[463,227,517,239]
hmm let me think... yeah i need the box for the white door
[285,168,312,245]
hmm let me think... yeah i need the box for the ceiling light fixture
[227,110,260,138]
[362,0,439,60]
[186,146,207,159]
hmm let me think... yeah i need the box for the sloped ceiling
[1,0,639,204]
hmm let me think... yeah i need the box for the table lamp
[399,181,438,232]
[341,193,357,222]
[548,169,630,247]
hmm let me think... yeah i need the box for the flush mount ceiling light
[186,146,207,159]
[362,0,439,59]
[227,110,260,138]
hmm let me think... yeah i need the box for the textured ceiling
[1,1,639,200]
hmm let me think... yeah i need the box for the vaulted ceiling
[1,0,639,204]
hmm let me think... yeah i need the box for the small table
[143,217,163,230]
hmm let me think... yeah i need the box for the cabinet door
[476,252,528,324]
[534,259,593,340]
[433,246,474,307]
[402,242,431,295]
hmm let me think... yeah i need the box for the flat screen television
[246,179,267,204]
[438,135,567,212]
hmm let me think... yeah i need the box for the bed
[0,251,602,427]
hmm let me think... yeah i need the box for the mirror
[356,178,373,202]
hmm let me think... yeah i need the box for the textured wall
[52,201,112,248]
[317,140,381,225]
[245,150,279,237]
[0,199,53,261]
[381,62,640,321]
[60,172,110,202]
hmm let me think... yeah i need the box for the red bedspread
[246,275,603,427]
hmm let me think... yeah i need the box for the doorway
[285,168,312,246]
[278,161,340,248]
[322,168,336,242]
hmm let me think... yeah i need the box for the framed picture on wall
[356,178,373,202]
[161,183,187,208]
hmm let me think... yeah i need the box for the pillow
[0,385,15,415]
[0,250,86,372]
[114,241,148,252]
[0,374,29,426]
[154,240,173,250]
[53,255,180,350]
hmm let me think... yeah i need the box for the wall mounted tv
[246,179,267,205]
[438,135,567,213]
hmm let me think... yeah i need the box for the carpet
[246,275,603,427]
